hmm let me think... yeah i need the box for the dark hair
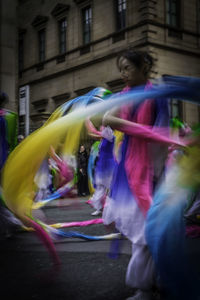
[116,49,154,75]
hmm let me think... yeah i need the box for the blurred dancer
[85,119,116,216]
[0,92,22,238]
[102,49,172,300]
[146,126,200,300]
[49,146,74,189]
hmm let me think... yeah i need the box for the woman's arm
[85,118,102,137]
[102,107,121,128]
[103,114,185,147]
[88,133,102,139]
[49,145,62,164]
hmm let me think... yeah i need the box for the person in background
[77,145,89,196]
[17,134,24,144]
[0,92,22,238]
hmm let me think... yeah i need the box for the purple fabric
[94,136,116,188]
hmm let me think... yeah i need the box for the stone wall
[0,0,17,111]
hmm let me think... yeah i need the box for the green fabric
[5,111,18,153]
[170,117,184,129]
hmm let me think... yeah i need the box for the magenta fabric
[119,84,182,215]
[27,217,61,267]
[53,218,103,228]
[85,118,102,136]
[56,160,73,185]
[186,225,200,238]
[119,82,155,215]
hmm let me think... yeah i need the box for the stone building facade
[0,0,17,111]
[16,0,200,133]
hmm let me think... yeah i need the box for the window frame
[165,0,181,28]
[18,31,25,73]
[115,0,127,31]
[58,18,67,54]
[169,98,182,119]
[197,0,200,33]
[38,28,46,63]
[82,5,92,45]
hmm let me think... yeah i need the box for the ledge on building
[36,63,44,72]
[74,86,95,96]
[32,98,48,112]
[51,3,70,18]
[106,78,124,93]
[30,112,51,128]
[168,27,183,39]
[52,92,71,107]
[112,30,125,43]
[73,0,89,4]
[80,44,91,55]
[56,54,66,64]
[31,15,49,28]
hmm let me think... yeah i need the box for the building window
[18,32,24,73]
[82,6,92,44]
[116,0,126,31]
[38,29,46,62]
[170,99,182,119]
[198,0,200,33]
[166,0,180,27]
[58,18,67,54]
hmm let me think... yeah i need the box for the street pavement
[0,196,134,300]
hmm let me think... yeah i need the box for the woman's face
[118,57,146,87]
[80,145,85,152]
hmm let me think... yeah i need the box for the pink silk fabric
[120,82,167,215]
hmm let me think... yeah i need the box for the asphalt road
[0,197,134,300]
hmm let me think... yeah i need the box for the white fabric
[103,196,155,290]
[126,244,155,290]
[101,126,114,142]
[103,196,146,245]
[95,173,113,189]
[90,184,106,211]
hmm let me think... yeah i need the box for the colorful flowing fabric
[87,141,100,193]
[145,164,200,299]
[33,87,112,200]
[2,77,200,266]
[121,81,170,215]
[51,230,121,241]
[32,179,75,209]
[85,119,118,190]
[24,218,121,241]
[34,158,52,202]
[24,218,103,231]
[45,87,112,156]
[33,88,112,204]
[103,91,171,251]
[50,218,103,229]
[145,127,200,299]
[94,127,117,189]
